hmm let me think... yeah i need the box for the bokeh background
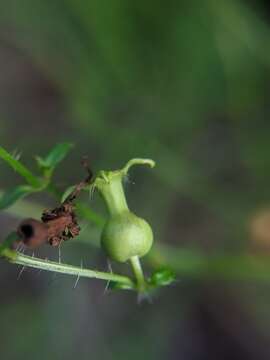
[1,0,270,359]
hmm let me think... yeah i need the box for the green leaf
[108,281,133,291]
[0,233,18,259]
[36,143,74,177]
[0,185,34,210]
[0,146,41,188]
[149,268,176,287]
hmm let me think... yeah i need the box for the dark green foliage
[0,144,73,209]
[149,268,176,287]
[0,146,41,187]
[35,143,73,178]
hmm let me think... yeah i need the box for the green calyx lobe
[93,159,155,263]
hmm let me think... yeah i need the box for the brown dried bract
[16,158,93,249]
[41,202,80,247]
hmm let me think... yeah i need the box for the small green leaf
[0,185,34,210]
[108,281,133,291]
[0,146,41,188]
[36,143,74,177]
[0,232,19,259]
[149,268,176,287]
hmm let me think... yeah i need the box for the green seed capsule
[101,211,153,262]
[92,158,155,263]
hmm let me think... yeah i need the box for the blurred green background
[1,0,270,359]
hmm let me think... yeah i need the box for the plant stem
[130,256,146,292]
[96,173,129,216]
[1,250,134,289]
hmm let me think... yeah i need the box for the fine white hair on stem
[89,183,96,200]
[17,265,26,280]
[107,260,113,274]
[73,259,83,289]
[4,251,134,289]
[16,243,25,253]
[104,260,113,294]
[11,149,22,161]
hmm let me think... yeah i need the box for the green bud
[101,211,153,262]
[92,158,155,263]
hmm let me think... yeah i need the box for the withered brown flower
[16,158,93,249]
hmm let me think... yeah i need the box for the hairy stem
[1,249,134,289]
